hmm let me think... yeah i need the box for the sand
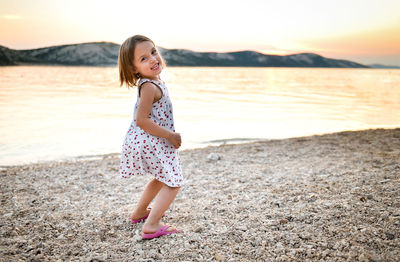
[1,128,399,261]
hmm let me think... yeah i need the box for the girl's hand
[167,132,181,149]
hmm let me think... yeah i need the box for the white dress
[119,78,183,187]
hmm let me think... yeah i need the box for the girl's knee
[150,178,163,185]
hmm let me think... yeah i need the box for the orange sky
[1,0,399,65]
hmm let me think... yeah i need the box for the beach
[1,128,399,261]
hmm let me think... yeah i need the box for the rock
[236,225,247,231]
[321,249,330,258]
[279,219,289,224]
[88,257,106,262]
[386,233,395,240]
[214,253,224,261]
[371,256,382,262]
[358,253,371,262]
[207,153,220,161]
[133,235,142,242]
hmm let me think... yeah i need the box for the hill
[369,64,400,69]
[0,42,369,68]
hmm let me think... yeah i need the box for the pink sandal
[131,208,151,224]
[131,208,165,224]
[142,225,179,240]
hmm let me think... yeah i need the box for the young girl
[118,35,183,239]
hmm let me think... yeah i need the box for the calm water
[0,66,399,166]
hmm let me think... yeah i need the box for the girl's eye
[141,57,146,62]
[152,49,157,55]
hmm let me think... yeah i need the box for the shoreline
[1,128,399,261]
[2,127,399,169]
[0,137,265,169]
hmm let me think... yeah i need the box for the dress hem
[120,172,183,188]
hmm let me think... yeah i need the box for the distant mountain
[0,45,41,65]
[159,48,368,68]
[369,64,400,69]
[0,42,120,66]
[0,42,369,68]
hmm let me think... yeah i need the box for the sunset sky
[1,0,399,66]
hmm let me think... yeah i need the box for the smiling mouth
[151,63,160,70]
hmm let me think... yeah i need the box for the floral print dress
[119,78,183,187]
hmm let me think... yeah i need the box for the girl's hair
[118,35,165,88]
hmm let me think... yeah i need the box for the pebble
[279,219,289,224]
[1,128,399,261]
[207,153,221,161]
[236,225,247,231]
[214,253,224,261]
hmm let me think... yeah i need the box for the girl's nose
[149,55,156,62]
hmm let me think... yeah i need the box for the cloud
[2,14,22,20]
[299,24,400,56]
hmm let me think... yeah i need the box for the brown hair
[118,35,165,88]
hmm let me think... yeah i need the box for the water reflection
[0,66,399,165]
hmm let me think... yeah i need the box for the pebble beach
[1,128,399,261]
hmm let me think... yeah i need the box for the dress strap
[137,78,164,97]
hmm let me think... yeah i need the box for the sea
[0,66,399,166]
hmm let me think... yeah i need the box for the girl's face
[133,41,162,80]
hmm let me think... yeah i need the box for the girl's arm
[136,82,181,148]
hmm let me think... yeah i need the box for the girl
[118,35,183,239]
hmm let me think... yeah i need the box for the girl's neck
[141,75,161,82]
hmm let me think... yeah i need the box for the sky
[1,0,399,66]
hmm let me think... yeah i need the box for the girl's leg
[131,178,164,220]
[142,184,180,233]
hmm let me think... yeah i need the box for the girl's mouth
[151,63,160,71]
